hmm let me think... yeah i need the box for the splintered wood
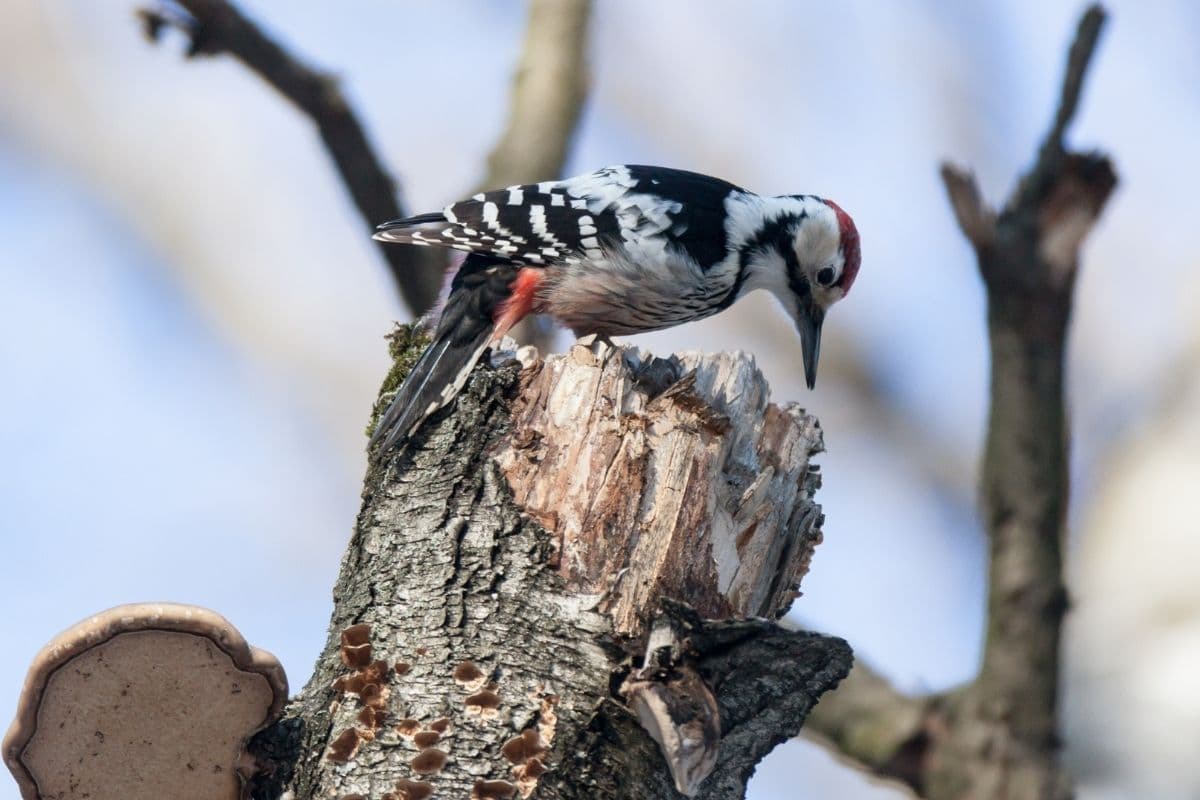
[493,337,825,635]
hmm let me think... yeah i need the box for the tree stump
[249,329,852,800]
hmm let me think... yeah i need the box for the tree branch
[933,7,1114,796]
[139,0,444,314]
[1028,4,1108,202]
[807,7,1116,798]
[1002,4,1108,242]
[477,0,592,192]
[140,0,594,344]
[939,165,995,251]
[803,661,933,792]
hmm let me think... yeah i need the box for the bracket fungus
[2,603,288,800]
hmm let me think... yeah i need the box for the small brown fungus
[464,689,501,717]
[413,730,441,748]
[514,758,547,797]
[415,646,428,656]
[326,728,363,763]
[333,659,390,702]
[340,623,372,647]
[339,624,373,669]
[472,779,518,799]
[394,661,412,675]
[410,747,448,775]
[537,695,560,746]
[428,717,452,734]
[501,729,545,764]
[358,706,386,730]
[332,672,368,695]
[452,660,487,691]
[360,682,390,711]
[395,718,421,738]
[392,778,434,800]
[363,659,391,683]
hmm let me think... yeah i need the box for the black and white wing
[373,165,745,270]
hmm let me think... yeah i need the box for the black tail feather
[375,211,445,232]
[369,316,493,455]
[370,255,521,456]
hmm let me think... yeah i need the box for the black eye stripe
[816,267,836,286]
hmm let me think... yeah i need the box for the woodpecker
[370,165,860,454]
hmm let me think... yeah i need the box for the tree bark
[247,332,851,800]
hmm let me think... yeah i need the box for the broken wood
[247,331,851,800]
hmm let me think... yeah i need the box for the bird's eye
[816,267,837,287]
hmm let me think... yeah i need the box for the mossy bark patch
[365,323,432,437]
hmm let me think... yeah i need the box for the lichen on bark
[364,323,432,437]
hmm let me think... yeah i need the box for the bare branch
[804,662,933,794]
[1042,4,1108,158]
[939,163,996,250]
[139,0,594,338]
[139,0,444,314]
[477,0,592,192]
[1019,4,1110,213]
[934,5,1114,794]
[815,8,1115,798]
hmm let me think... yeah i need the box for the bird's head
[773,197,860,390]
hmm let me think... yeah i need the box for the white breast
[539,244,740,337]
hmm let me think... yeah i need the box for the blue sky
[2,2,1199,798]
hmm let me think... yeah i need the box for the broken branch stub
[494,341,841,795]
[3,603,287,800]
[494,337,826,636]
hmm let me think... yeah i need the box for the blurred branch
[955,0,1113,763]
[140,0,593,348]
[1022,4,1109,210]
[941,165,995,250]
[137,0,444,314]
[477,0,592,192]
[803,662,931,794]
[808,7,1116,799]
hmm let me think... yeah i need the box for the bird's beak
[797,303,824,390]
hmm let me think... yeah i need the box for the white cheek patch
[792,211,840,267]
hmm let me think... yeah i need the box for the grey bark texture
[246,332,851,800]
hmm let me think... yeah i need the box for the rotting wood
[246,331,851,800]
